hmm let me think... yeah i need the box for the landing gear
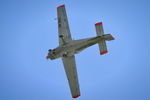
[59,35,63,38]
[48,49,52,51]
[63,52,68,57]
[59,34,66,44]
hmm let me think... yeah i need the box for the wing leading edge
[62,55,80,98]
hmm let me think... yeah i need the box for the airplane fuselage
[47,34,114,60]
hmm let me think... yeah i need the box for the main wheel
[59,35,63,38]
[63,52,68,57]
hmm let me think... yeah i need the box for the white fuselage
[47,34,113,60]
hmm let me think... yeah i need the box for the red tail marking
[95,22,102,26]
[57,4,65,8]
[100,51,108,55]
[72,94,80,98]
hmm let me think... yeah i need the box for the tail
[95,22,114,55]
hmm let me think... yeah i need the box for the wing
[57,5,72,45]
[62,55,80,98]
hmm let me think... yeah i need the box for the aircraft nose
[46,56,49,59]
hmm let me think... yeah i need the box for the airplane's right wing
[57,5,72,45]
[62,55,80,98]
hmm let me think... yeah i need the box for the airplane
[46,4,115,98]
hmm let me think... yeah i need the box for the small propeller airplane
[46,4,115,98]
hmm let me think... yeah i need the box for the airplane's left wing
[62,55,80,98]
[57,5,72,45]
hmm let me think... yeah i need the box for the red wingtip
[57,4,65,8]
[100,51,108,55]
[72,94,80,98]
[95,22,102,26]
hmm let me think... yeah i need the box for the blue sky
[1,0,150,100]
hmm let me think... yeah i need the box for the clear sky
[1,0,150,100]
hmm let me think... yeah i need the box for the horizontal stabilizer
[95,22,108,55]
[99,41,108,55]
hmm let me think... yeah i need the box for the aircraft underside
[46,4,114,98]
